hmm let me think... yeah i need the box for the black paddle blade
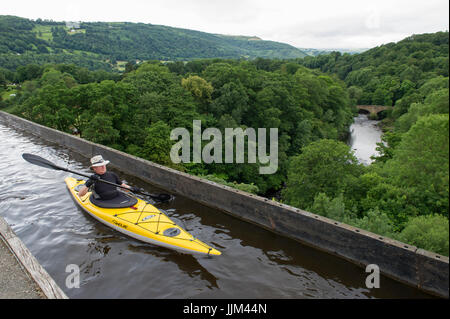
[135,188,173,203]
[22,153,65,171]
[151,193,173,203]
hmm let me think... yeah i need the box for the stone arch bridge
[357,105,392,117]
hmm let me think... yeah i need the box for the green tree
[181,75,213,110]
[15,64,43,82]
[350,209,395,238]
[395,89,449,133]
[372,131,403,163]
[384,114,449,218]
[307,192,347,221]
[210,81,249,123]
[283,139,362,209]
[397,215,449,256]
[372,87,392,105]
[140,121,173,165]
[82,113,120,146]
[0,69,7,88]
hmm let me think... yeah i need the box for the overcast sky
[2,0,449,49]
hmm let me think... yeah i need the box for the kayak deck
[65,177,221,256]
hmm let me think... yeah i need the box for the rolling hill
[0,15,307,71]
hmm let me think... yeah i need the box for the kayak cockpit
[74,182,138,208]
[90,191,138,208]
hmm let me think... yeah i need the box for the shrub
[397,214,449,256]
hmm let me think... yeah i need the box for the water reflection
[129,243,219,290]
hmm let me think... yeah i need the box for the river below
[348,114,383,165]
[0,120,431,298]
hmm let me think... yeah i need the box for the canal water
[0,121,431,298]
[348,114,383,165]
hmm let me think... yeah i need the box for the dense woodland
[0,22,448,256]
[298,32,449,108]
[0,15,306,72]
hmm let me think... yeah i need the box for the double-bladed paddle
[22,153,172,203]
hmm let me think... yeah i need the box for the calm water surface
[0,121,431,298]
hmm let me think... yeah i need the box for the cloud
[365,8,381,30]
[260,0,449,48]
[1,0,448,49]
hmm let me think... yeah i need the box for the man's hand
[130,186,140,193]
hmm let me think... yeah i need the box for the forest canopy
[0,15,307,72]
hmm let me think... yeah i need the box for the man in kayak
[77,155,135,199]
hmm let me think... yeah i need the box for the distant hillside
[0,15,307,71]
[298,31,449,106]
[300,47,368,56]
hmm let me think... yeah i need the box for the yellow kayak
[65,177,221,256]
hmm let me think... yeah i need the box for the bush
[201,174,259,194]
[396,214,449,256]
[308,192,348,221]
[349,209,395,238]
